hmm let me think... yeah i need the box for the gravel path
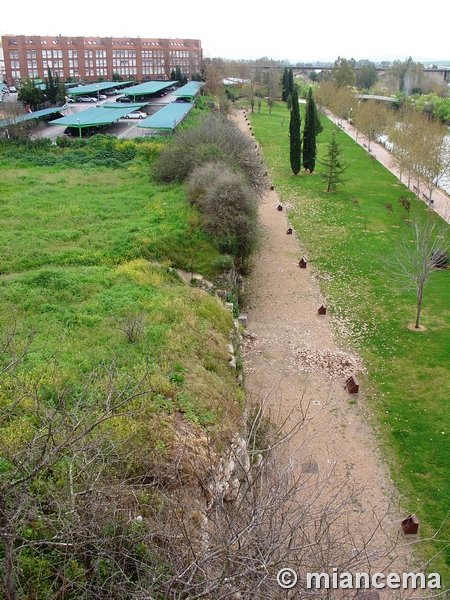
[232,109,421,595]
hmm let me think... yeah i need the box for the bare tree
[384,212,450,329]
[265,61,280,114]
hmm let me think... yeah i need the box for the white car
[124,111,146,119]
[77,96,96,103]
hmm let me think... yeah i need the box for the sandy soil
[231,109,424,595]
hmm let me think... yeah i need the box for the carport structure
[67,81,128,99]
[116,81,176,101]
[172,81,203,102]
[138,102,193,133]
[0,106,68,129]
[49,104,148,135]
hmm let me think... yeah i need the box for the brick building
[2,35,202,85]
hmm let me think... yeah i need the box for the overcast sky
[2,0,449,64]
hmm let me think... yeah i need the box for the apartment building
[2,35,202,85]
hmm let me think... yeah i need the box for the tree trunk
[415,283,424,328]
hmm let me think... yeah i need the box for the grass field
[247,100,450,575]
[0,158,243,455]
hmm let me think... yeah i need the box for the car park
[77,96,96,103]
[124,111,146,119]
[116,96,132,103]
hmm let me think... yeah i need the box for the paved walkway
[325,109,450,224]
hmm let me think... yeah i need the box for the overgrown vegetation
[151,113,264,268]
[187,162,259,269]
[0,110,259,594]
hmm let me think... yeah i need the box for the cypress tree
[288,68,294,98]
[302,87,322,172]
[289,87,301,175]
[281,68,288,102]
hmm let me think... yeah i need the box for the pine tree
[302,88,322,173]
[289,87,301,175]
[320,131,349,192]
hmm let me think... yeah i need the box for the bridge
[261,64,450,82]
[290,65,450,82]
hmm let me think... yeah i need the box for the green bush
[151,113,266,195]
[187,162,259,268]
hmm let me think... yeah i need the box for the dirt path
[232,109,419,594]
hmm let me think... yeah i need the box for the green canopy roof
[117,81,176,98]
[49,105,147,128]
[172,81,203,99]
[67,82,128,97]
[0,106,66,128]
[138,102,193,130]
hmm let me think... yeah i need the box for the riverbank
[325,108,450,223]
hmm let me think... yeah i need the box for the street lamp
[76,118,82,139]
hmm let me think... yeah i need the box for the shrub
[188,162,259,268]
[151,113,266,195]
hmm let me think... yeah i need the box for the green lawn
[248,100,450,575]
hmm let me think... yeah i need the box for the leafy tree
[171,65,188,86]
[289,87,301,175]
[320,131,349,192]
[45,69,60,104]
[353,99,391,151]
[330,86,357,126]
[201,58,225,96]
[387,57,424,94]
[112,71,123,82]
[332,56,355,88]
[355,62,378,90]
[302,87,322,173]
[17,78,44,109]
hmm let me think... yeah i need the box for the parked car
[116,96,132,103]
[104,89,117,96]
[64,126,88,137]
[8,86,17,93]
[77,96,96,103]
[98,94,107,100]
[66,96,75,103]
[124,111,146,120]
